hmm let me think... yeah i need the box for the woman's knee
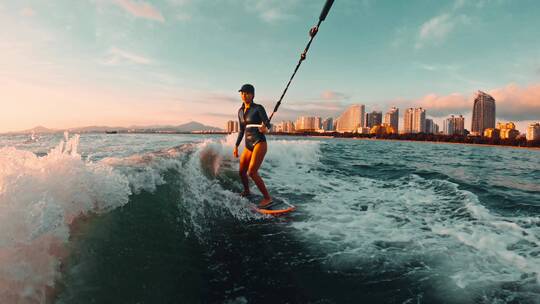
[247,168,258,178]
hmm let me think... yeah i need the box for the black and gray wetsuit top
[236,102,271,151]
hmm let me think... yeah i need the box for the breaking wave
[0,134,130,303]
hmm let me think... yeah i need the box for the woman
[232,84,272,208]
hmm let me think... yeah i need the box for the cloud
[285,100,345,112]
[320,90,349,101]
[419,14,454,40]
[411,83,540,121]
[416,11,470,48]
[201,89,352,123]
[418,63,460,72]
[100,47,153,65]
[185,90,344,123]
[267,90,351,120]
[490,83,540,121]
[113,0,164,22]
[415,93,470,117]
[271,103,342,122]
[414,0,504,49]
[20,7,35,17]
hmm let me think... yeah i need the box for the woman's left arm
[258,105,272,132]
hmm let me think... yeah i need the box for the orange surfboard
[250,198,296,215]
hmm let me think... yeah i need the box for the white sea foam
[163,134,324,237]
[178,135,264,236]
[101,150,184,194]
[0,134,131,303]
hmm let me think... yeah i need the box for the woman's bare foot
[258,197,273,208]
[240,190,251,197]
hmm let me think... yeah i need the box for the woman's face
[240,91,254,103]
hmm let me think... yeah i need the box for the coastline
[263,133,540,151]
[343,136,540,151]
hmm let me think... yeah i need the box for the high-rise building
[471,91,496,136]
[425,119,434,134]
[443,115,465,135]
[403,108,426,133]
[403,109,413,133]
[226,120,239,133]
[275,121,295,133]
[443,119,453,135]
[384,107,399,133]
[314,117,322,131]
[322,117,334,131]
[433,123,439,134]
[454,115,465,135]
[283,121,295,133]
[295,116,320,131]
[336,104,365,132]
[526,123,540,141]
[274,121,284,132]
[365,111,383,128]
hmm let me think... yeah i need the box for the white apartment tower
[226,120,239,133]
[384,107,399,133]
[336,104,365,132]
[526,123,540,141]
[295,116,321,131]
[403,108,426,133]
[444,115,465,135]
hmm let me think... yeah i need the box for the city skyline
[1,1,539,133]
[266,96,537,138]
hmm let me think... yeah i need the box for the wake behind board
[247,195,296,215]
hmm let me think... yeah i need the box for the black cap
[238,84,255,94]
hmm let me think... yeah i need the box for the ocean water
[0,133,539,303]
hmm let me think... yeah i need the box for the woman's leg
[239,147,252,195]
[247,142,271,205]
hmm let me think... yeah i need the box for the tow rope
[268,0,335,122]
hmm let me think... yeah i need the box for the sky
[1,0,539,133]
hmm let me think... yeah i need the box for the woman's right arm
[235,110,245,148]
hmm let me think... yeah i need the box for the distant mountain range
[4,121,223,134]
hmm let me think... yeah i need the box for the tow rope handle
[269,0,335,122]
